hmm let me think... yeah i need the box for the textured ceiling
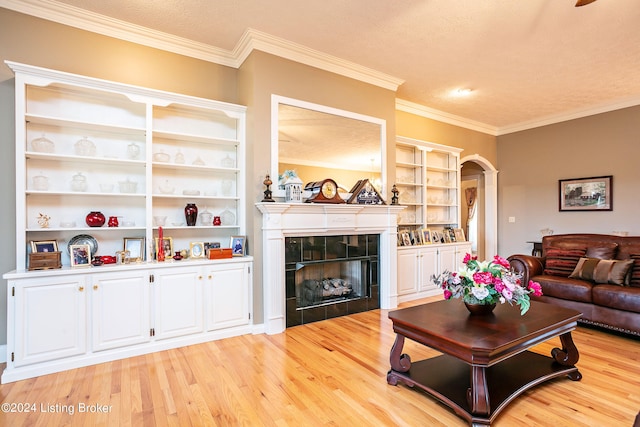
[12,0,640,133]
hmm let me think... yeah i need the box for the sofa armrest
[508,254,544,284]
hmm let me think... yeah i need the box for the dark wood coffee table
[387,300,582,426]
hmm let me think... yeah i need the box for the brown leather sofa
[508,234,640,336]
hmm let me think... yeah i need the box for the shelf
[151,162,239,174]
[26,152,146,167]
[25,113,146,136]
[26,226,145,232]
[153,130,239,146]
[26,191,146,198]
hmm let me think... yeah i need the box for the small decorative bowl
[153,152,170,162]
[100,183,114,193]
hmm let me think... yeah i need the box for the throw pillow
[544,248,586,277]
[569,257,634,286]
[630,254,640,287]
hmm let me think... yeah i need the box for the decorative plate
[68,234,98,257]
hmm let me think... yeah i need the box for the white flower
[471,286,490,300]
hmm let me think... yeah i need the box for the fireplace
[285,234,379,327]
[256,203,404,334]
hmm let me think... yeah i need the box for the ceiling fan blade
[575,0,598,6]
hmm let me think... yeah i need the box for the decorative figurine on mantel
[284,175,304,203]
[391,184,399,205]
[262,174,275,202]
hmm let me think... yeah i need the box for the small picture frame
[155,237,173,260]
[30,240,58,253]
[431,230,442,244]
[69,244,91,268]
[443,229,452,243]
[400,231,411,246]
[422,229,432,245]
[230,236,246,256]
[190,242,205,258]
[204,242,221,257]
[123,237,145,262]
[454,228,466,242]
[413,230,423,245]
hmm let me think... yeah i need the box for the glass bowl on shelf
[31,134,55,153]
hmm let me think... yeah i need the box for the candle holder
[391,184,400,205]
[262,174,275,202]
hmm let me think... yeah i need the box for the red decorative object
[108,216,119,227]
[100,255,116,264]
[185,203,198,226]
[85,211,106,227]
[213,216,221,226]
[173,251,183,261]
[157,226,165,262]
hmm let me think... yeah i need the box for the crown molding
[496,96,640,135]
[0,0,403,90]
[233,29,403,91]
[0,0,237,66]
[395,99,499,136]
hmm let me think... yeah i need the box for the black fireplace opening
[285,234,380,327]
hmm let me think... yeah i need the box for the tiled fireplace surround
[257,203,404,334]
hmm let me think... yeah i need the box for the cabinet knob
[198,275,203,280]
[93,285,98,290]
[208,275,212,280]
[79,286,84,292]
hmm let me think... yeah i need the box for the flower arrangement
[432,253,543,315]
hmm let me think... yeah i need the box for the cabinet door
[13,276,87,367]
[154,267,204,340]
[438,246,458,275]
[205,263,249,331]
[91,271,150,352]
[418,247,439,292]
[397,249,419,295]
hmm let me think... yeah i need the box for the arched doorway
[460,155,498,259]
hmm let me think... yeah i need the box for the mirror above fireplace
[271,95,387,194]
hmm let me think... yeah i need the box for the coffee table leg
[467,366,490,415]
[551,332,582,380]
[389,334,412,372]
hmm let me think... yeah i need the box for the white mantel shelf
[256,202,405,334]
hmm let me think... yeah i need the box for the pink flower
[528,280,543,297]
[463,253,477,264]
[493,279,505,293]
[473,271,493,285]
[443,289,453,300]
[501,288,513,300]
[493,255,510,269]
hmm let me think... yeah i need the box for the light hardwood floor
[1,297,638,426]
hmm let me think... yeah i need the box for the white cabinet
[91,270,151,352]
[11,276,87,367]
[3,258,253,383]
[205,262,251,331]
[153,266,204,340]
[397,242,472,303]
[7,61,246,270]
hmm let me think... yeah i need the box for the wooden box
[208,248,233,260]
[29,251,62,270]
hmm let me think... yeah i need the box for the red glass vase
[86,211,106,227]
[184,203,198,226]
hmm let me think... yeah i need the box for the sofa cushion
[592,285,640,314]
[569,257,633,285]
[543,248,586,277]
[585,242,618,260]
[630,255,640,288]
[533,274,593,303]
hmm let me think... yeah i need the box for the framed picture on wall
[559,175,612,211]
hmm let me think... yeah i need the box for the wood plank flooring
[0,296,638,426]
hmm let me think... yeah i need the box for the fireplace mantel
[256,202,405,334]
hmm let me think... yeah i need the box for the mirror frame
[271,94,387,195]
